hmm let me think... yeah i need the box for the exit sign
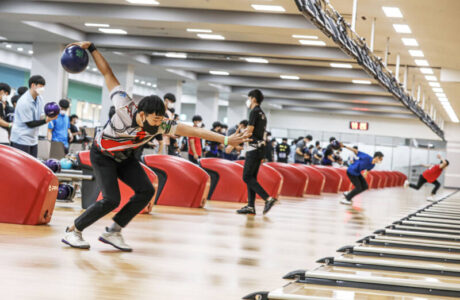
[350,121,369,131]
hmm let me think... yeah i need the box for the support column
[227,100,248,127]
[370,18,376,52]
[351,0,358,31]
[31,42,68,136]
[195,89,218,129]
[395,53,400,81]
[156,79,183,115]
[100,64,134,124]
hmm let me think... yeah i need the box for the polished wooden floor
[0,185,453,300]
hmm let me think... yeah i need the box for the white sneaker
[340,198,352,205]
[426,195,436,202]
[61,228,90,249]
[99,228,132,252]
[404,180,409,188]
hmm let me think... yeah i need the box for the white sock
[108,222,122,232]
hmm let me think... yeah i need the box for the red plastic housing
[312,166,342,193]
[0,145,58,225]
[333,168,353,192]
[235,160,283,200]
[265,162,307,197]
[291,164,325,196]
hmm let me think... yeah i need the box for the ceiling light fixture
[414,59,429,66]
[292,34,318,39]
[299,40,326,46]
[352,80,372,85]
[197,33,225,40]
[245,57,269,64]
[251,4,286,12]
[280,75,300,80]
[420,68,433,74]
[17,47,23,52]
[98,28,127,34]
[382,7,403,18]
[409,50,424,57]
[165,52,187,58]
[330,63,353,69]
[433,87,444,93]
[393,24,411,34]
[425,75,437,81]
[85,23,109,27]
[186,28,212,33]
[401,38,418,46]
[436,93,446,98]
[209,70,229,76]
[429,82,440,87]
[126,0,159,4]
[134,79,139,83]
[5,44,11,48]
[28,50,33,55]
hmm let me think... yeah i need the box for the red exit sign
[350,121,369,131]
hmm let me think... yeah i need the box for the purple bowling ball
[44,102,60,118]
[331,140,341,150]
[44,159,61,173]
[57,184,70,200]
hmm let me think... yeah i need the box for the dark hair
[315,141,320,146]
[59,99,70,109]
[248,89,264,104]
[282,138,288,141]
[0,83,11,95]
[212,121,222,129]
[222,124,228,129]
[306,135,313,140]
[168,107,175,114]
[353,145,358,150]
[108,105,116,119]
[239,119,249,127]
[17,86,28,95]
[70,114,79,122]
[11,94,20,105]
[373,151,384,159]
[164,93,176,103]
[308,145,314,149]
[444,159,450,166]
[192,115,202,122]
[28,75,46,88]
[329,136,336,143]
[138,95,166,116]
[174,113,179,119]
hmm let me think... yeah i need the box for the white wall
[444,123,460,188]
[268,109,441,140]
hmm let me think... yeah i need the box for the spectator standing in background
[294,135,312,164]
[48,99,72,153]
[205,121,222,157]
[312,141,322,165]
[264,131,275,162]
[188,115,203,164]
[276,138,290,163]
[0,83,12,145]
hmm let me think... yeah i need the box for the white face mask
[196,122,202,127]
[167,102,174,109]
[36,87,45,95]
[60,110,66,115]
[246,98,252,108]
[1,95,7,102]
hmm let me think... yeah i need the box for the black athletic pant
[346,172,368,201]
[74,146,155,231]
[188,153,200,164]
[243,148,269,207]
[10,142,38,158]
[409,175,440,195]
[277,157,288,163]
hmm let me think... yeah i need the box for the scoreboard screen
[349,121,369,131]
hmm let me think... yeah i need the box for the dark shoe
[237,206,256,215]
[263,197,277,215]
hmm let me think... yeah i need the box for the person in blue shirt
[10,75,57,157]
[48,99,72,153]
[341,144,384,205]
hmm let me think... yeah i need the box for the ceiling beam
[197,74,388,95]
[150,57,368,79]
[0,1,315,30]
[276,106,416,119]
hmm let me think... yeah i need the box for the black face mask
[143,119,159,135]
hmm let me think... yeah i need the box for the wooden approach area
[0,186,454,299]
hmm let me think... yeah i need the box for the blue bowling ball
[61,45,89,74]
[60,158,73,170]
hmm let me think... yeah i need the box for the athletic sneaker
[340,198,352,205]
[426,195,435,202]
[263,197,277,215]
[236,206,256,215]
[343,192,349,198]
[99,228,132,252]
[61,228,90,249]
[404,180,409,188]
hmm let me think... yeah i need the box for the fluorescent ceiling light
[126,0,159,4]
[436,93,446,98]
[209,70,229,76]
[292,34,318,39]
[432,87,444,93]
[28,50,33,55]
[330,63,353,69]
[299,40,326,46]
[5,44,11,48]
[0,36,7,40]
[17,47,23,52]
[393,24,411,34]
[420,68,433,74]
[382,7,403,18]
[140,81,145,84]
[280,75,300,80]
[165,52,187,58]
[429,82,440,87]
[402,38,418,46]
[85,23,109,27]
[425,75,437,81]
[187,28,212,33]
[409,50,424,57]
[245,57,269,64]
[352,80,372,85]
[98,28,127,34]
[251,4,286,12]
[415,59,429,66]
[146,82,152,86]
[92,68,97,72]
[197,34,225,40]
[438,97,449,102]
[134,79,139,83]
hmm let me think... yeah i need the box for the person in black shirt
[276,138,290,163]
[321,137,337,166]
[205,121,222,157]
[235,89,277,215]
